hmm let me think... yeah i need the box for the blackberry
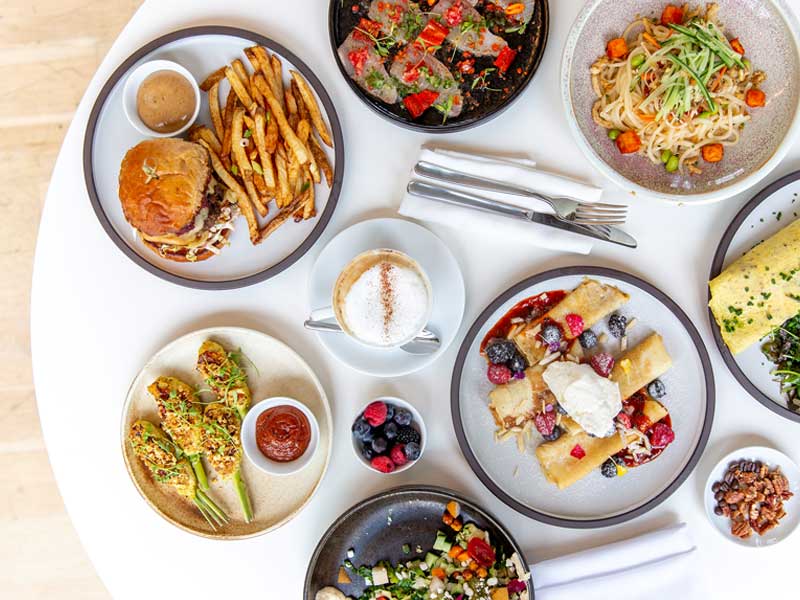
[578,329,598,349]
[371,437,388,454]
[393,408,413,427]
[608,314,628,339]
[486,340,516,365]
[508,351,528,373]
[404,442,421,461]
[396,426,421,445]
[540,323,562,346]
[600,458,618,478]
[542,425,563,442]
[647,379,667,399]
[384,422,399,440]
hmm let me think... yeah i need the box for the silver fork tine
[579,201,628,209]
[575,208,628,215]
[573,218,627,225]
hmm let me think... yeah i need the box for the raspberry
[565,313,585,337]
[508,580,527,594]
[487,363,512,385]
[616,412,632,429]
[590,352,615,377]
[363,401,388,427]
[390,444,408,467]
[570,444,586,459]
[534,411,556,436]
[370,455,395,473]
[650,422,675,448]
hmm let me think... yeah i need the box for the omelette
[709,219,800,355]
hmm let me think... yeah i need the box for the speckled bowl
[562,0,800,203]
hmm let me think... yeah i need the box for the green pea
[631,54,645,68]
[660,149,672,164]
[666,155,680,173]
[697,110,712,119]
[608,129,621,141]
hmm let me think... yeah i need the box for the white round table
[32,1,800,597]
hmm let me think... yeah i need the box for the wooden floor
[1,1,141,597]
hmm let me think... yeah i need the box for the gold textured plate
[121,326,331,539]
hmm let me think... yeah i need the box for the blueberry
[384,422,399,440]
[351,417,371,441]
[371,437,388,454]
[385,404,395,422]
[542,425,563,442]
[508,351,528,373]
[486,340,516,365]
[555,403,568,415]
[540,323,562,346]
[647,379,667,399]
[608,314,627,339]
[393,408,413,427]
[578,329,598,349]
[600,458,617,478]
[404,442,421,461]
[361,444,375,460]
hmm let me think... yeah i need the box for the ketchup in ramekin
[255,405,311,462]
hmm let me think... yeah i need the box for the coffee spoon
[303,319,441,355]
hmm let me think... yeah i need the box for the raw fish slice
[433,0,509,57]
[368,0,425,44]
[337,31,399,104]
[390,44,463,117]
[489,0,536,25]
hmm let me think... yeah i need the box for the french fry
[250,74,265,109]
[290,70,333,147]
[200,67,226,92]
[188,125,222,156]
[274,147,291,208]
[232,107,267,217]
[257,192,307,244]
[253,75,309,165]
[302,171,315,220]
[209,81,225,141]
[291,78,310,123]
[295,119,320,184]
[198,139,258,243]
[287,153,301,197]
[271,54,285,109]
[221,90,237,164]
[254,108,276,189]
[232,59,251,95]
[225,66,254,113]
[308,133,333,187]
[265,111,279,153]
[285,88,300,130]
[251,46,284,111]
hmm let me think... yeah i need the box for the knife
[406,180,638,248]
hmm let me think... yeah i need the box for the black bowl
[329,0,549,132]
[304,485,534,598]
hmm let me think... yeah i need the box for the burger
[118,139,238,262]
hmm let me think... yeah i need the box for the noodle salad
[590,3,767,175]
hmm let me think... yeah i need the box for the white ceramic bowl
[351,397,426,475]
[241,397,320,477]
[122,59,200,137]
[704,446,800,547]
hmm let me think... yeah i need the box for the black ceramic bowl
[304,485,534,598]
[329,0,549,132]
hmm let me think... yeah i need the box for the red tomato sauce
[256,406,311,462]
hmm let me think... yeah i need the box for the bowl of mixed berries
[351,397,426,474]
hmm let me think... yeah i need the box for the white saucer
[308,218,465,377]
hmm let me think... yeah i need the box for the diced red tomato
[660,5,684,26]
[347,48,369,77]
[730,38,745,55]
[493,46,517,73]
[403,89,440,118]
[443,2,464,26]
[745,88,766,108]
[416,20,450,49]
[354,17,383,41]
[467,537,496,567]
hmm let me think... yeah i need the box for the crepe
[545,278,630,339]
[709,219,800,355]
[610,333,672,399]
[488,365,553,428]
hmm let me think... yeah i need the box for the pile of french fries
[188,45,334,245]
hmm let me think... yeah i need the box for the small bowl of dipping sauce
[122,60,200,137]
[241,397,319,476]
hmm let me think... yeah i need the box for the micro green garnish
[433,95,455,124]
[243,128,252,138]
[472,67,500,91]
[231,165,239,176]
[365,69,386,90]
[252,161,263,175]
[355,26,396,57]
[763,313,800,411]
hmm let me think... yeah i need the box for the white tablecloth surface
[31,1,800,598]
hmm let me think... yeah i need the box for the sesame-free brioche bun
[118,139,210,237]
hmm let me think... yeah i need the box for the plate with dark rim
[708,170,800,423]
[303,485,534,599]
[84,27,344,290]
[450,266,715,528]
[329,0,549,132]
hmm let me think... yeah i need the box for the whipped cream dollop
[542,362,622,437]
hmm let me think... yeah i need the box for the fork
[414,161,627,226]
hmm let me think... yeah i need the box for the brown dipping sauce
[256,405,311,462]
[136,70,196,133]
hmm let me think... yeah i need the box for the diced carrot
[446,500,461,518]
[702,143,724,162]
[615,130,642,154]
[709,66,727,92]
[730,38,745,55]
[431,567,446,579]
[505,2,525,15]
[469,560,479,572]
[642,32,661,49]
[477,567,488,578]
[448,545,463,558]
[457,550,471,562]
[463,571,474,581]
[746,88,766,108]
[636,112,655,123]
[442,513,454,525]
[606,37,628,60]
[450,518,463,532]
[660,5,684,25]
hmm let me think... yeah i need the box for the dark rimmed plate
[708,170,800,423]
[83,27,344,290]
[303,485,534,599]
[329,0,549,132]
[450,266,715,528]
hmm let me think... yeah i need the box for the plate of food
[304,486,532,600]
[708,170,800,422]
[562,0,800,202]
[84,27,342,289]
[329,0,549,131]
[121,326,332,539]
[451,267,714,527]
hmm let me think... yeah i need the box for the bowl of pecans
[705,446,800,547]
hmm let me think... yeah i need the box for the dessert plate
[308,218,465,377]
[451,267,714,528]
[84,27,343,289]
[121,326,332,539]
[709,170,800,423]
